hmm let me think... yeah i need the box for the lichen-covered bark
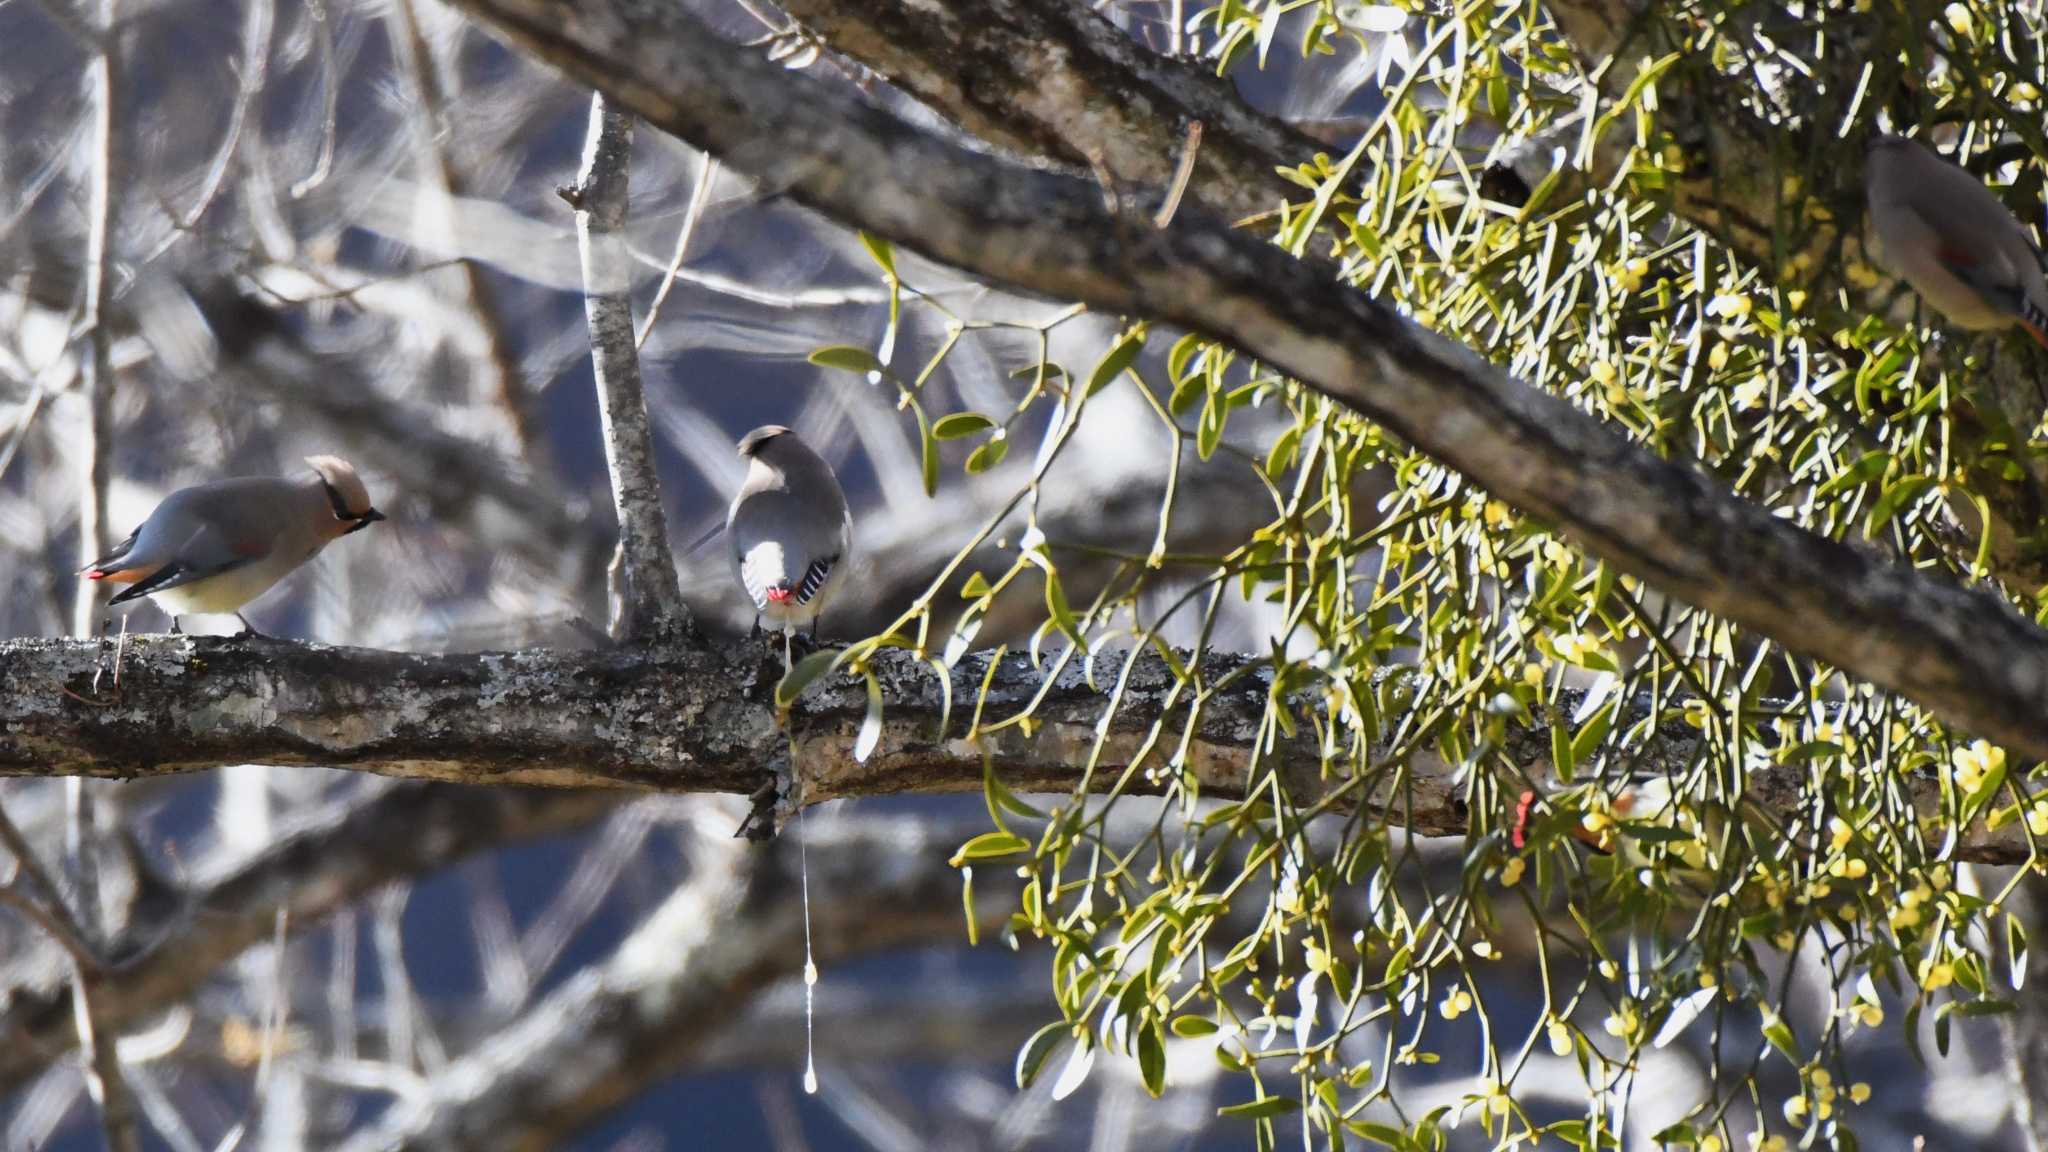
[417,0,2048,763]
[0,634,1403,816]
[0,632,2023,858]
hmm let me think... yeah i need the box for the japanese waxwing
[80,455,385,635]
[1865,133,2048,348]
[727,426,852,645]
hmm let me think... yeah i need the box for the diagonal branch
[0,781,618,1096]
[335,815,1010,1152]
[769,0,1323,225]
[432,0,2048,762]
[565,95,689,641]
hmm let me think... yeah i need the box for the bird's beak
[362,508,386,523]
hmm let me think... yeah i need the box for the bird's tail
[78,529,141,578]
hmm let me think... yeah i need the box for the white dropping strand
[800,803,818,1095]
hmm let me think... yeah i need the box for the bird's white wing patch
[739,540,789,610]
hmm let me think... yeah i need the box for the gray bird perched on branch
[80,455,385,636]
[726,425,851,657]
[1865,133,2048,348]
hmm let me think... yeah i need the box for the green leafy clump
[795,3,2048,1146]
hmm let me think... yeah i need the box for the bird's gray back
[128,476,317,567]
[728,449,851,575]
[1873,142,2039,276]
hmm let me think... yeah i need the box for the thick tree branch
[0,634,2028,867]
[428,0,2048,761]
[0,634,1361,809]
[769,0,1320,226]
[567,95,690,640]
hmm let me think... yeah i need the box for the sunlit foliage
[794,0,2048,1146]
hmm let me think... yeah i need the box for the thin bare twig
[565,95,689,641]
[1153,120,1202,230]
[287,0,337,198]
[139,0,273,263]
[64,19,131,1141]
[636,154,717,348]
[71,0,121,640]
[71,969,143,1152]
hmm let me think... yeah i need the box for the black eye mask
[322,479,383,530]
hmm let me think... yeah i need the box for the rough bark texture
[0,633,2024,862]
[421,0,2048,764]
[771,0,1320,226]
[0,635,1382,812]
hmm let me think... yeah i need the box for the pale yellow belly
[149,551,317,616]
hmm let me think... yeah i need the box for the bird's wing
[1940,244,2048,339]
[1889,188,2032,303]
[107,523,269,605]
[794,553,840,605]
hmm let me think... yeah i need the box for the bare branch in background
[70,0,120,639]
[336,814,1006,1152]
[386,0,550,468]
[565,95,689,641]
[60,0,143,1143]
[637,155,717,349]
[0,781,617,1095]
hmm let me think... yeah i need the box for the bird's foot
[733,774,783,841]
[788,630,822,660]
[234,614,268,640]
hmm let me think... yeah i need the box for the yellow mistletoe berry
[1500,857,1526,887]
[1547,1018,1572,1056]
[1828,817,1854,853]
[1952,740,2004,792]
